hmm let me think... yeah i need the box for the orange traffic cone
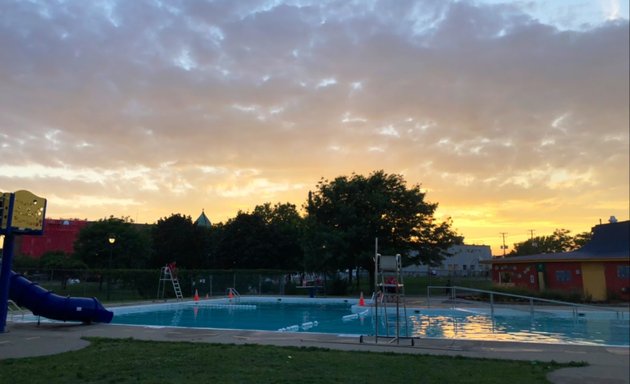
[228,290,234,299]
[194,289,199,302]
[359,292,365,306]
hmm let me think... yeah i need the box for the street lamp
[107,234,116,301]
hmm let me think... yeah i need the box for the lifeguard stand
[157,265,183,301]
[374,253,410,344]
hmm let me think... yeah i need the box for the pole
[0,233,15,333]
[107,244,112,301]
[374,237,378,343]
[0,193,16,333]
[500,232,508,256]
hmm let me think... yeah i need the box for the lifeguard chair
[157,264,183,301]
[374,253,410,344]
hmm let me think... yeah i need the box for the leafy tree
[510,229,592,256]
[151,214,202,269]
[212,203,304,270]
[74,216,152,269]
[214,211,276,269]
[252,202,304,270]
[572,231,592,248]
[305,170,460,285]
[206,222,225,268]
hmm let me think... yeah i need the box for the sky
[1,0,628,256]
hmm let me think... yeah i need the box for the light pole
[107,234,116,301]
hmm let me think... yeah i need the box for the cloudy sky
[1,0,628,255]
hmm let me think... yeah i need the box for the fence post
[490,292,494,318]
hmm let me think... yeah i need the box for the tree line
[507,228,591,256]
[14,171,462,279]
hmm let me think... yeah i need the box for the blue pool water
[111,298,630,346]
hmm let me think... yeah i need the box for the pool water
[111,298,630,346]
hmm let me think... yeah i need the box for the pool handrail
[227,287,241,302]
[427,285,627,319]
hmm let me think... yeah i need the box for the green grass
[0,338,582,384]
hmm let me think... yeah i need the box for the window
[618,265,630,279]
[555,270,571,283]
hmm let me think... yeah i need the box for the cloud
[0,0,627,253]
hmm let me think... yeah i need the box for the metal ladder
[157,265,184,301]
[374,253,411,345]
[226,287,240,303]
[7,300,25,322]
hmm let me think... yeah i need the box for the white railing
[226,288,240,302]
[427,285,627,319]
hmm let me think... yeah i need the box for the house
[488,220,630,301]
[403,244,492,277]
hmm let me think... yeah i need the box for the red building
[16,219,89,258]
[489,220,630,302]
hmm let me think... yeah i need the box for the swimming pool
[110,297,630,347]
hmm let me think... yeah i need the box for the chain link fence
[11,268,303,302]
[11,267,492,303]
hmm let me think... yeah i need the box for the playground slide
[8,271,114,324]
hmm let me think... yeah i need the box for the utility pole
[500,232,508,257]
[529,229,538,248]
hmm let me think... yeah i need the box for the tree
[74,216,152,269]
[305,170,460,285]
[214,211,276,269]
[252,202,304,270]
[509,229,592,256]
[212,203,305,270]
[151,214,202,269]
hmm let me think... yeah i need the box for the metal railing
[427,285,627,319]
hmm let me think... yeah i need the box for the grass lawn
[0,338,581,384]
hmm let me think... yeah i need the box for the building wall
[493,261,586,294]
[604,261,630,300]
[542,262,583,293]
[17,219,89,258]
[491,263,539,290]
[492,260,630,301]
[403,244,492,276]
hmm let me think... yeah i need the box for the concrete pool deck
[1,321,628,384]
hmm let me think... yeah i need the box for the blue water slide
[9,271,113,324]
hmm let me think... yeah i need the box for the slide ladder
[157,265,184,301]
[374,253,411,345]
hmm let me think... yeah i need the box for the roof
[194,210,212,228]
[490,220,629,264]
